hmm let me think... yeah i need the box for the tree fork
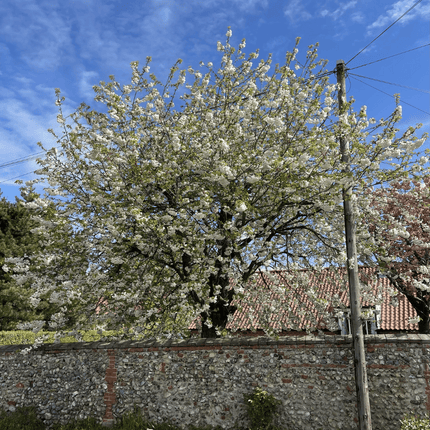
[337,59,372,430]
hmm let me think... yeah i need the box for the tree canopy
[4,27,428,354]
[357,175,430,333]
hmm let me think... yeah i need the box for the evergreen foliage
[0,185,81,332]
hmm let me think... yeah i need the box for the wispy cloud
[231,0,269,12]
[0,2,74,71]
[367,0,430,34]
[351,11,364,23]
[284,0,312,22]
[78,71,100,101]
[320,0,357,19]
[0,96,57,180]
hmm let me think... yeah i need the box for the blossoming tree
[357,175,430,333]
[4,27,428,353]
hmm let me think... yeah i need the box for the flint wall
[0,334,429,430]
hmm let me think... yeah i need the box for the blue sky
[0,0,429,204]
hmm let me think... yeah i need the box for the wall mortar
[0,334,429,430]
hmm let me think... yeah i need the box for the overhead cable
[348,43,430,70]
[346,0,424,65]
[0,151,48,169]
[350,75,430,116]
[0,171,37,184]
[348,72,430,94]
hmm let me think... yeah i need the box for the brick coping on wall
[1,333,429,355]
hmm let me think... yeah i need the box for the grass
[0,403,285,430]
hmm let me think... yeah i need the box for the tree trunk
[201,324,219,338]
[419,314,430,333]
[199,300,237,338]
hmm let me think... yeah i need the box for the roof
[187,266,419,333]
[95,266,420,333]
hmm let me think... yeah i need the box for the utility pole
[336,59,372,430]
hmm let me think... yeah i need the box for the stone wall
[0,334,429,430]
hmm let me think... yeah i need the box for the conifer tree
[0,185,82,331]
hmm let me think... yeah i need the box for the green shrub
[0,328,149,347]
[0,405,46,430]
[400,413,430,430]
[243,386,283,430]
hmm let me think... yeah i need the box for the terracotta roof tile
[186,267,419,333]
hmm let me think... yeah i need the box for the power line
[0,171,37,184]
[346,0,424,65]
[0,144,69,170]
[0,151,49,169]
[348,43,430,71]
[348,72,430,94]
[349,75,430,116]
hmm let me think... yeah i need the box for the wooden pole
[336,59,372,430]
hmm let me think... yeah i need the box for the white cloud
[319,1,357,20]
[266,35,287,52]
[333,0,357,18]
[357,44,377,55]
[0,86,15,99]
[159,6,172,24]
[79,70,99,101]
[351,12,364,23]
[0,2,74,71]
[231,0,269,12]
[284,0,312,22]
[0,77,86,188]
[0,96,57,186]
[367,0,430,34]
